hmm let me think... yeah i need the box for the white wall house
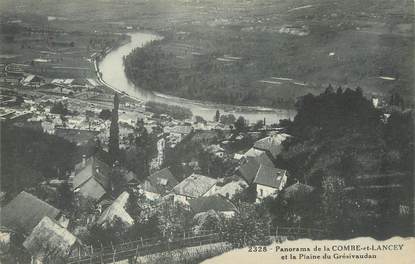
[253,165,287,203]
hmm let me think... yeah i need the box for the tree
[221,203,270,247]
[220,114,236,125]
[214,110,220,122]
[50,101,69,115]
[98,109,112,120]
[56,182,74,211]
[108,93,120,165]
[195,115,206,124]
[234,116,247,132]
[320,175,349,238]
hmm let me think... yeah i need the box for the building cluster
[1,59,300,262]
[0,111,299,261]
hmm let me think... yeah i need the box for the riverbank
[96,32,296,124]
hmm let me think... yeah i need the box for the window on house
[225,192,229,198]
[260,189,263,197]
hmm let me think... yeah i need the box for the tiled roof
[23,216,77,258]
[139,180,159,194]
[237,157,260,184]
[164,125,193,135]
[124,171,140,184]
[72,156,111,200]
[255,152,275,167]
[147,168,178,195]
[173,174,217,198]
[78,177,107,201]
[253,134,289,158]
[188,195,237,214]
[97,191,134,227]
[0,191,61,234]
[253,165,286,189]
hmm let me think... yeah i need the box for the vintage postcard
[0,0,413,263]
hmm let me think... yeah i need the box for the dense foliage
[145,101,192,120]
[0,124,79,200]
[270,87,414,239]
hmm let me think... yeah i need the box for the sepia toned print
[0,0,413,263]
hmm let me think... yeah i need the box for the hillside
[272,87,414,238]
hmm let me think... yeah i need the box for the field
[122,0,414,107]
[1,0,413,106]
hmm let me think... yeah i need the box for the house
[188,194,238,218]
[21,74,45,88]
[23,216,81,263]
[244,147,265,158]
[244,149,275,167]
[70,156,111,201]
[237,157,261,184]
[123,170,140,186]
[253,165,287,203]
[233,153,244,160]
[164,125,193,137]
[139,181,162,201]
[0,191,64,235]
[97,191,134,228]
[213,176,248,199]
[172,174,217,204]
[253,133,289,159]
[237,154,276,184]
[139,168,178,200]
[164,125,193,145]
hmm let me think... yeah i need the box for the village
[1,0,413,263]
[0,62,303,263]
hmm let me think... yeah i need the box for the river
[98,32,296,124]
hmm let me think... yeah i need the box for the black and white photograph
[0,0,413,263]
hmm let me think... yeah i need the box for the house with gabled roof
[252,133,290,159]
[139,168,178,200]
[123,170,140,186]
[0,191,64,235]
[21,74,45,88]
[236,154,276,184]
[253,165,287,203]
[70,155,111,201]
[148,168,178,194]
[23,216,81,264]
[97,191,134,228]
[237,157,261,184]
[172,174,217,204]
[212,176,248,199]
[188,194,238,218]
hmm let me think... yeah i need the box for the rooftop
[97,191,134,227]
[147,168,179,195]
[188,195,237,214]
[23,216,78,259]
[0,191,61,234]
[253,133,289,158]
[173,174,217,198]
[253,164,286,189]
